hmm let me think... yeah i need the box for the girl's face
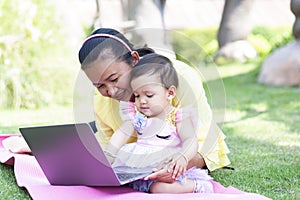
[84,58,133,101]
[131,74,176,118]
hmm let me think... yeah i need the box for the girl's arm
[105,121,134,164]
[170,116,199,180]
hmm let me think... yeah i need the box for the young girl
[105,53,213,193]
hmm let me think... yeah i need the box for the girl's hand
[168,154,188,180]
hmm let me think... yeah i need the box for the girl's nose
[139,97,146,104]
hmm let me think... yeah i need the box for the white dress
[112,101,192,169]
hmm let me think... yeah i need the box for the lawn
[209,61,300,200]
[0,61,299,199]
[0,107,73,199]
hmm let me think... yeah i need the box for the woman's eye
[111,78,118,82]
[95,84,104,89]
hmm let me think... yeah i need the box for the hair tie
[82,33,132,52]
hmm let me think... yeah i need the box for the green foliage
[248,26,293,58]
[171,26,294,66]
[171,27,218,66]
[247,34,272,58]
[0,0,74,109]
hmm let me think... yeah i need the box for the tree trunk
[215,0,256,62]
[125,0,173,55]
[218,0,254,47]
[291,0,300,39]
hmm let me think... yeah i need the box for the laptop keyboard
[116,172,149,183]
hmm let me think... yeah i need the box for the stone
[258,40,300,86]
[214,40,257,63]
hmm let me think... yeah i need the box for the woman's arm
[2,136,31,153]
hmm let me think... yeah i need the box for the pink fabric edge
[0,134,271,200]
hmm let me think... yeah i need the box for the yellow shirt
[93,59,230,171]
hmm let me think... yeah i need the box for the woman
[78,28,230,182]
[4,28,230,183]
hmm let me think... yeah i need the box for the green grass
[209,62,300,200]
[0,106,73,199]
[0,106,73,134]
[1,63,299,199]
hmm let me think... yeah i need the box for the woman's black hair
[130,53,179,88]
[78,28,154,69]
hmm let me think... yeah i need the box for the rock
[258,40,300,86]
[214,40,257,63]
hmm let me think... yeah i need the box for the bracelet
[179,152,189,164]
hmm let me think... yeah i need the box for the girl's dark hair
[130,53,179,88]
[78,28,154,69]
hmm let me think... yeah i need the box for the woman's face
[84,58,133,101]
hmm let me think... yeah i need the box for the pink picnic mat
[0,134,271,200]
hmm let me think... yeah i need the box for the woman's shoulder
[172,59,200,75]
[171,59,204,87]
[94,91,119,114]
[170,60,206,107]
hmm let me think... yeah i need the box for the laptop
[19,123,152,186]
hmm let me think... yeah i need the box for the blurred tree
[292,0,300,39]
[0,0,74,109]
[215,0,257,63]
[122,0,173,55]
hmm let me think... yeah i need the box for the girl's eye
[146,94,154,98]
[134,94,140,98]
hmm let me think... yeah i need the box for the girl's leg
[150,179,195,193]
[150,179,214,193]
[193,180,213,193]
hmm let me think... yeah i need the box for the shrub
[171,28,218,67]
[171,26,294,66]
[248,26,293,58]
[0,0,74,109]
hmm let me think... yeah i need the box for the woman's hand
[144,168,175,183]
[2,136,31,154]
[144,153,188,182]
[144,156,176,183]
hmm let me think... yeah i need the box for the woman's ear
[131,51,140,66]
[167,85,176,100]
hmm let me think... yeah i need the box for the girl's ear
[167,85,176,100]
[131,51,140,66]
